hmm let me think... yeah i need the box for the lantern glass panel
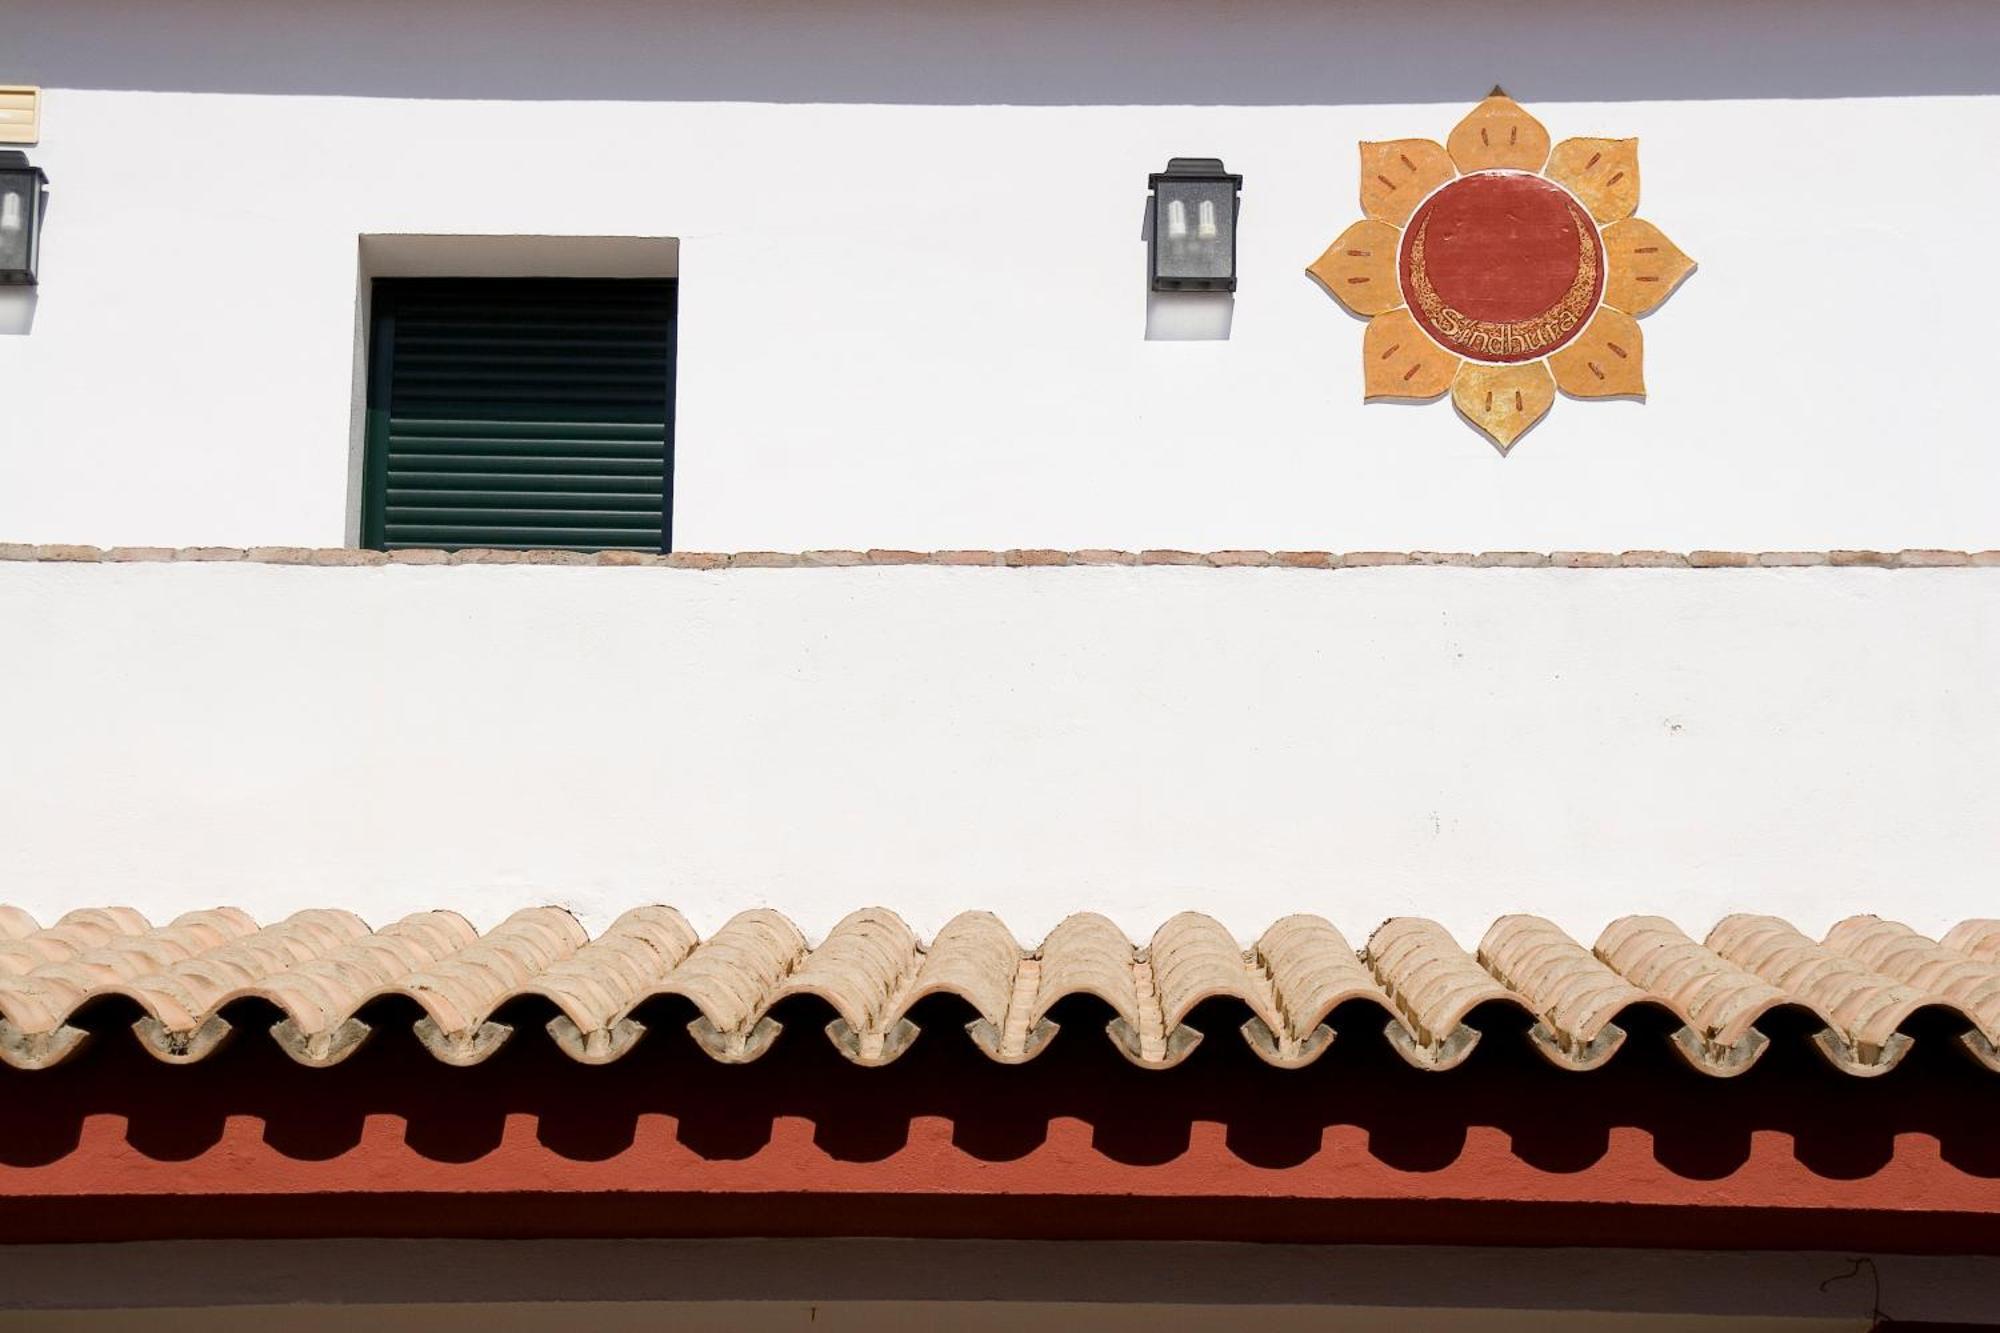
[0,169,38,281]
[1153,178,1235,287]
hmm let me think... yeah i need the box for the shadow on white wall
[1145,293,1233,342]
[0,290,35,335]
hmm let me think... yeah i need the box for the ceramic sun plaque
[1307,91,1695,452]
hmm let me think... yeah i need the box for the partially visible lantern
[0,152,48,285]
[1148,157,1242,293]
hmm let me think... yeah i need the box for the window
[362,277,676,552]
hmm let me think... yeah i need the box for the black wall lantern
[0,152,48,286]
[1148,157,1242,293]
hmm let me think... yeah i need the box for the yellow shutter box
[0,87,40,145]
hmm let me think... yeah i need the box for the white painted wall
[2,3,1995,942]
[1,0,1998,550]
[2,563,1992,946]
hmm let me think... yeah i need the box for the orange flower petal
[1548,308,1645,399]
[1602,218,1696,316]
[1447,93,1551,174]
[1307,220,1405,317]
[1363,309,1459,400]
[1360,139,1455,227]
[1547,138,1640,223]
[1451,361,1555,453]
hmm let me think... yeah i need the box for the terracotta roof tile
[1706,913,1940,1075]
[1146,911,1278,1067]
[773,907,924,1064]
[6,905,2000,1077]
[907,910,1020,1032]
[1825,914,2000,1071]
[1031,912,1142,1031]
[1366,917,1521,1069]
[532,905,699,1062]
[265,909,480,1065]
[1479,914,1652,1069]
[1592,914,1803,1074]
[1941,919,2000,964]
[659,908,805,1061]
[1248,914,1390,1066]
[392,906,587,1063]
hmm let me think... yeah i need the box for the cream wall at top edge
[0,28,1996,550]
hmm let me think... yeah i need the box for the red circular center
[1397,171,1604,363]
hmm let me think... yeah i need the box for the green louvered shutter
[363,277,675,552]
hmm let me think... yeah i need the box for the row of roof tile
[2,906,1996,1076]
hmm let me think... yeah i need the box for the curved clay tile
[0,907,157,1033]
[1707,914,1937,1076]
[0,908,150,978]
[1941,920,2000,964]
[1366,918,1523,1069]
[119,909,373,1061]
[907,911,1020,1024]
[534,906,699,1063]
[1028,912,1156,1062]
[1151,912,1269,1030]
[38,908,256,1002]
[0,906,268,1066]
[657,909,807,1062]
[0,974,73,1049]
[1825,915,2000,1070]
[908,908,1032,1056]
[264,910,483,1066]
[1031,913,1140,1030]
[773,907,923,1065]
[1249,914,1392,1067]
[1479,914,1662,1070]
[397,907,589,1065]
[1593,915,1808,1075]
[1141,912,1285,1068]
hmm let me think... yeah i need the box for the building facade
[2,0,1999,1326]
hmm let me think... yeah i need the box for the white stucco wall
[2,563,1993,946]
[1,0,1998,551]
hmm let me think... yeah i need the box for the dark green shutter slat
[391,492,662,508]
[384,529,664,549]
[389,508,665,527]
[390,420,660,440]
[389,478,665,495]
[364,278,674,552]
[385,460,665,480]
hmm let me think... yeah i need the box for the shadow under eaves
[2,987,1998,1244]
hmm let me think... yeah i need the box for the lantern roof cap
[1149,156,1240,186]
